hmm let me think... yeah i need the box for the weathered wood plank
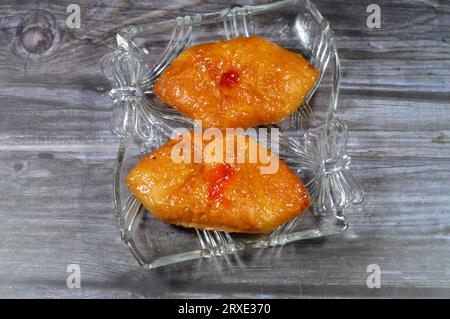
[0,152,448,297]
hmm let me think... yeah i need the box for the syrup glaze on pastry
[126,131,311,233]
[153,36,319,129]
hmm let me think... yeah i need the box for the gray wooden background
[0,0,449,298]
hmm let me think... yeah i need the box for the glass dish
[101,0,363,269]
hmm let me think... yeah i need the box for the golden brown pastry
[153,36,319,129]
[126,131,311,233]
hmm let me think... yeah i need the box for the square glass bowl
[101,0,363,269]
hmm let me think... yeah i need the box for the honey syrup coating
[126,131,311,233]
[153,36,319,129]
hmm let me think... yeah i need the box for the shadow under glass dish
[102,0,363,269]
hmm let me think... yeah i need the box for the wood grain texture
[0,0,449,298]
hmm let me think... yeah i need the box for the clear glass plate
[101,0,364,269]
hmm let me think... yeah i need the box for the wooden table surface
[0,0,449,298]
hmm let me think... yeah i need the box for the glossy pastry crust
[126,131,311,233]
[153,36,319,129]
